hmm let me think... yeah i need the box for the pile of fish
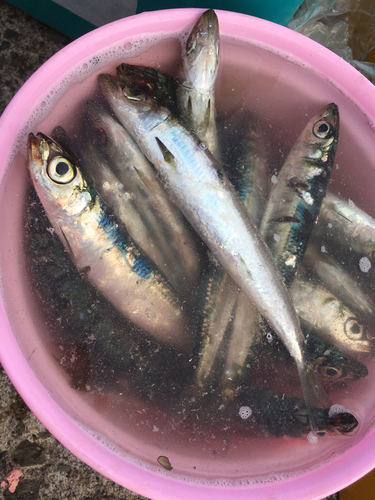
[26,10,375,439]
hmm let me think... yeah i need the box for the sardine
[291,267,375,354]
[235,385,358,437]
[178,9,220,160]
[260,103,339,288]
[83,100,202,291]
[27,132,193,352]
[258,322,368,383]
[98,72,333,431]
[24,187,192,401]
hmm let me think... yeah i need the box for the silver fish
[178,9,220,159]
[260,103,339,288]
[27,132,193,352]
[98,73,332,431]
[291,267,375,354]
[84,100,202,291]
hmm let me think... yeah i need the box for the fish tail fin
[297,361,332,434]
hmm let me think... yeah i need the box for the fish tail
[297,361,332,434]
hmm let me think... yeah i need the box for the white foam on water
[329,404,351,418]
[5,28,184,170]
[307,431,318,444]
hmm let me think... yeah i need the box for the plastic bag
[289,0,375,76]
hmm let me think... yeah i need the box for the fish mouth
[27,132,42,164]
[193,9,219,47]
[322,102,339,128]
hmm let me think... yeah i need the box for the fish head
[313,352,368,383]
[329,411,358,434]
[336,313,375,354]
[27,132,92,218]
[98,73,171,134]
[303,326,369,382]
[181,9,220,92]
[117,63,177,112]
[301,102,339,166]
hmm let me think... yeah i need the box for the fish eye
[344,317,364,340]
[47,156,75,184]
[123,87,147,101]
[318,365,343,379]
[313,119,333,139]
[135,79,155,95]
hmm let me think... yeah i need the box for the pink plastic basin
[1,8,375,500]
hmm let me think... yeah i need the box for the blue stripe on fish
[98,203,154,279]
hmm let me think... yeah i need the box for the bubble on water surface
[239,406,252,420]
[359,257,371,273]
[307,431,318,444]
[328,404,350,417]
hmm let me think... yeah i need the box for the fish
[98,72,333,432]
[27,132,194,352]
[235,385,358,437]
[178,9,220,160]
[24,187,193,402]
[260,103,339,288]
[173,380,358,438]
[311,191,375,266]
[290,267,375,354]
[83,100,202,292]
[26,189,359,439]
[257,321,368,383]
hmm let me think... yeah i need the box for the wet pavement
[0,1,147,498]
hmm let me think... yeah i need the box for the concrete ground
[0,1,147,498]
